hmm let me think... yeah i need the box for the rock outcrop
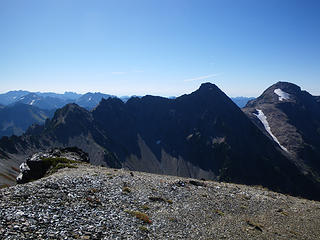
[16,147,89,184]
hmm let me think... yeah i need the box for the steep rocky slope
[243,82,320,183]
[1,83,320,200]
[1,164,320,239]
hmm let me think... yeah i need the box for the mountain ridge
[1,82,320,200]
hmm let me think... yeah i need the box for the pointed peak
[198,82,220,91]
[61,103,82,110]
[192,82,226,99]
[53,103,88,118]
[94,96,124,111]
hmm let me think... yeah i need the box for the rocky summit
[243,81,320,197]
[1,164,320,239]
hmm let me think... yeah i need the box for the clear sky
[1,0,319,97]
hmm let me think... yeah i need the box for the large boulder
[16,147,89,184]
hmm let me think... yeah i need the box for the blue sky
[1,0,319,97]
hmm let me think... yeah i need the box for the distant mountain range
[0,90,83,105]
[1,82,320,201]
[0,91,115,137]
[0,91,114,110]
[0,91,254,138]
[0,90,254,109]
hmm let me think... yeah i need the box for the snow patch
[30,100,35,105]
[16,173,23,182]
[254,109,288,152]
[88,97,92,101]
[274,89,290,101]
[19,162,30,172]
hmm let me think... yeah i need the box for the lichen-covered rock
[16,147,89,184]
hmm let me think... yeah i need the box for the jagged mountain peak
[55,102,83,112]
[94,97,125,111]
[75,92,114,110]
[52,103,89,119]
[49,103,91,127]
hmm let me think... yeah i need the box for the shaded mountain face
[243,82,320,184]
[1,83,320,200]
[0,103,54,137]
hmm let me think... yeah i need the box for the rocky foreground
[1,164,320,240]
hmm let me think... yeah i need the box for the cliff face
[1,164,320,239]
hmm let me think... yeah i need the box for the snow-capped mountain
[243,81,320,186]
[0,90,31,105]
[16,93,70,110]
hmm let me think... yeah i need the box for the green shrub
[42,157,79,174]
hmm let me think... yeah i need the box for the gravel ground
[1,163,320,239]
